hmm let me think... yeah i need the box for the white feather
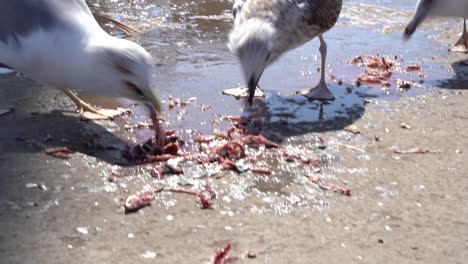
[0,1,159,107]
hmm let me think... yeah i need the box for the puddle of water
[349,0,417,10]
[88,0,454,133]
[87,0,461,214]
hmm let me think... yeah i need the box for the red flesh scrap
[357,70,392,85]
[165,186,217,209]
[367,57,392,70]
[393,148,431,154]
[357,75,381,84]
[218,156,238,171]
[250,167,272,175]
[330,186,352,196]
[300,156,312,164]
[165,187,199,195]
[198,187,217,209]
[168,97,175,110]
[125,130,183,162]
[216,141,245,160]
[406,64,421,72]
[283,152,296,162]
[124,186,164,213]
[146,154,177,162]
[124,192,153,212]
[163,142,179,155]
[195,156,210,164]
[365,69,391,79]
[282,152,316,165]
[107,173,118,183]
[194,135,217,143]
[351,55,393,70]
[165,130,177,137]
[151,168,162,179]
[44,147,72,159]
[214,243,232,264]
[242,135,279,148]
[306,175,351,196]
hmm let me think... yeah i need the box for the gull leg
[297,34,335,101]
[450,19,468,53]
[62,89,126,120]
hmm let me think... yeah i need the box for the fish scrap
[124,185,217,213]
[213,243,234,264]
[350,55,425,91]
[124,186,163,213]
[44,147,72,159]
[393,148,433,154]
[305,175,351,196]
[123,130,184,162]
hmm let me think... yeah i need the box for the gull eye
[125,81,144,96]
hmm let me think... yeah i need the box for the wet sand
[1,0,468,263]
[1,69,468,264]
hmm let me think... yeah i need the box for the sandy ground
[1,1,468,263]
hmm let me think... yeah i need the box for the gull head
[228,19,276,105]
[89,37,162,113]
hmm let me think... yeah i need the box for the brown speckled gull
[228,0,343,105]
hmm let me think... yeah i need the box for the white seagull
[404,0,468,53]
[228,0,343,105]
[0,0,161,119]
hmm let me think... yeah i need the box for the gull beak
[143,89,162,114]
[404,1,431,40]
[247,75,259,106]
[143,91,166,147]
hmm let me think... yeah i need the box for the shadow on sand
[0,74,139,166]
[437,59,468,89]
[0,110,135,166]
[0,76,367,166]
[242,82,367,142]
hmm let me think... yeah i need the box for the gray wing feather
[0,0,92,44]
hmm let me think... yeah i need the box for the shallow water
[86,0,458,136]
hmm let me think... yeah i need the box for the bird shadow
[1,79,368,165]
[241,82,369,143]
[1,110,139,166]
[436,59,468,90]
